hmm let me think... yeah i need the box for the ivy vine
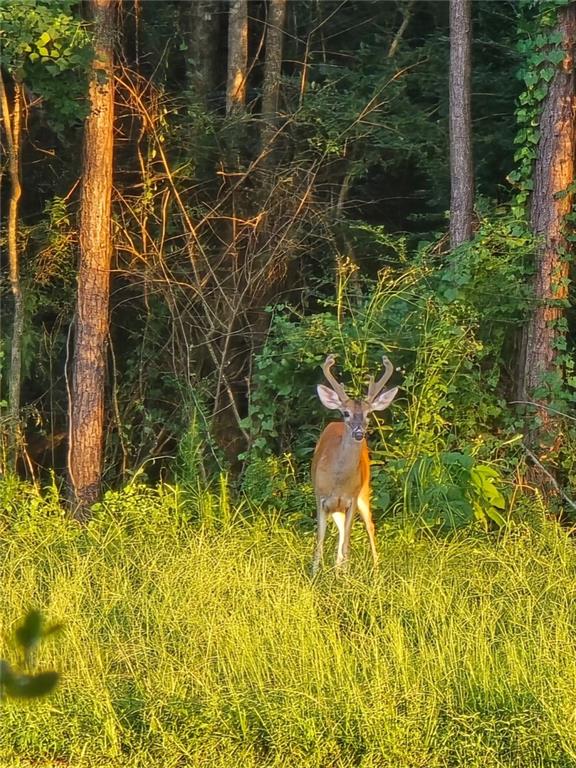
[508,0,569,221]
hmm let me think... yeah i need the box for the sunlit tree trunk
[260,0,287,154]
[68,0,115,517]
[226,0,248,116]
[449,0,474,248]
[0,73,24,469]
[520,3,575,443]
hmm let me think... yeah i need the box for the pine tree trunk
[520,3,575,441]
[0,74,24,470]
[68,0,115,517]
[449,0,474,248]
[226,0,248,116]
[260,0,287,154]
[180,0,221,106]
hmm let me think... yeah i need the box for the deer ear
[317,384,344,410]
[369,386,398,412]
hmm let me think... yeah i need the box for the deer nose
[351,426,364,441]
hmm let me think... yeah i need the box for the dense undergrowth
[2,480,576,767]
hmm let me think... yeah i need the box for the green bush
[242,232,531,529]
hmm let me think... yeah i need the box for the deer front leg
[332,510,346,567]
[333,499,355,568]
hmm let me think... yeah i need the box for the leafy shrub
[375,451,507,532]
[242,217,535,529]
[0,474,63,529]
[241,453,314,530]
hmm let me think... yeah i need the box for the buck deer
[311,354,398,573]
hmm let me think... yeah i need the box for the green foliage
[0,473,62,520]
[380,451,507,532]
[296,47,438,173]
[0,0,91,131]
[423,210,534,435]
[436,211,534,332]
[290,27,449,213]
[241,307,337,462]
[1,611,60,700]
[242,213,540,529]
[0,343,6,410]
[90,482,188,533]
[510,1,568,218]
[0,0,89,72]
[243,260,418,462]
[30,197,77,291]
[177,396,225,487]
[241,453,315,530]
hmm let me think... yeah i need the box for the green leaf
[37,31,52,46]
[0,660,13,688]
[15,610,43,653]
[471,464,499,480]
[44,622,64,637]
[547,49,565,65]
[3,671,59,699]
[485,505,507,528]
[441,452,473,469]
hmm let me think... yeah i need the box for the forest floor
[1,486,576,767]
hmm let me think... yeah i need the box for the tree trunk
[260,0,287,153]
[449,0,474,248]
[180,0,221,107]
[0,73,24,470]
[68,0,115,517]
[520,3,576,441]
[226,0,248,116]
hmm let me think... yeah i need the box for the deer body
[311,355,398,573]
[312,422,368,511]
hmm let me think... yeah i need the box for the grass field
[2,483,576,767]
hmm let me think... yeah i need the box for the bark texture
[68,0,115,515]
[226,0,248,116]
[449,0,474,248]
[0,73,24,467]
[260,0,287,152]
[520,3,575,431]
[180,0,221,106]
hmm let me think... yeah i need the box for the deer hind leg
[312,498,328,575]
[357,492,378,567]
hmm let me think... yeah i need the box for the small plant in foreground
[1,611,61,700]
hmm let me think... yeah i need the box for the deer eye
[342,410,351,418]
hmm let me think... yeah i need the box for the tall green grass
[2,482,576,767]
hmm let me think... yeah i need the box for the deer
[311,354,398,574]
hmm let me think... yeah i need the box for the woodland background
[2,0,575,524]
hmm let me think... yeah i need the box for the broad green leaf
[15,610,43,653]
[37,31,52,46]
[3,671,59,699]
